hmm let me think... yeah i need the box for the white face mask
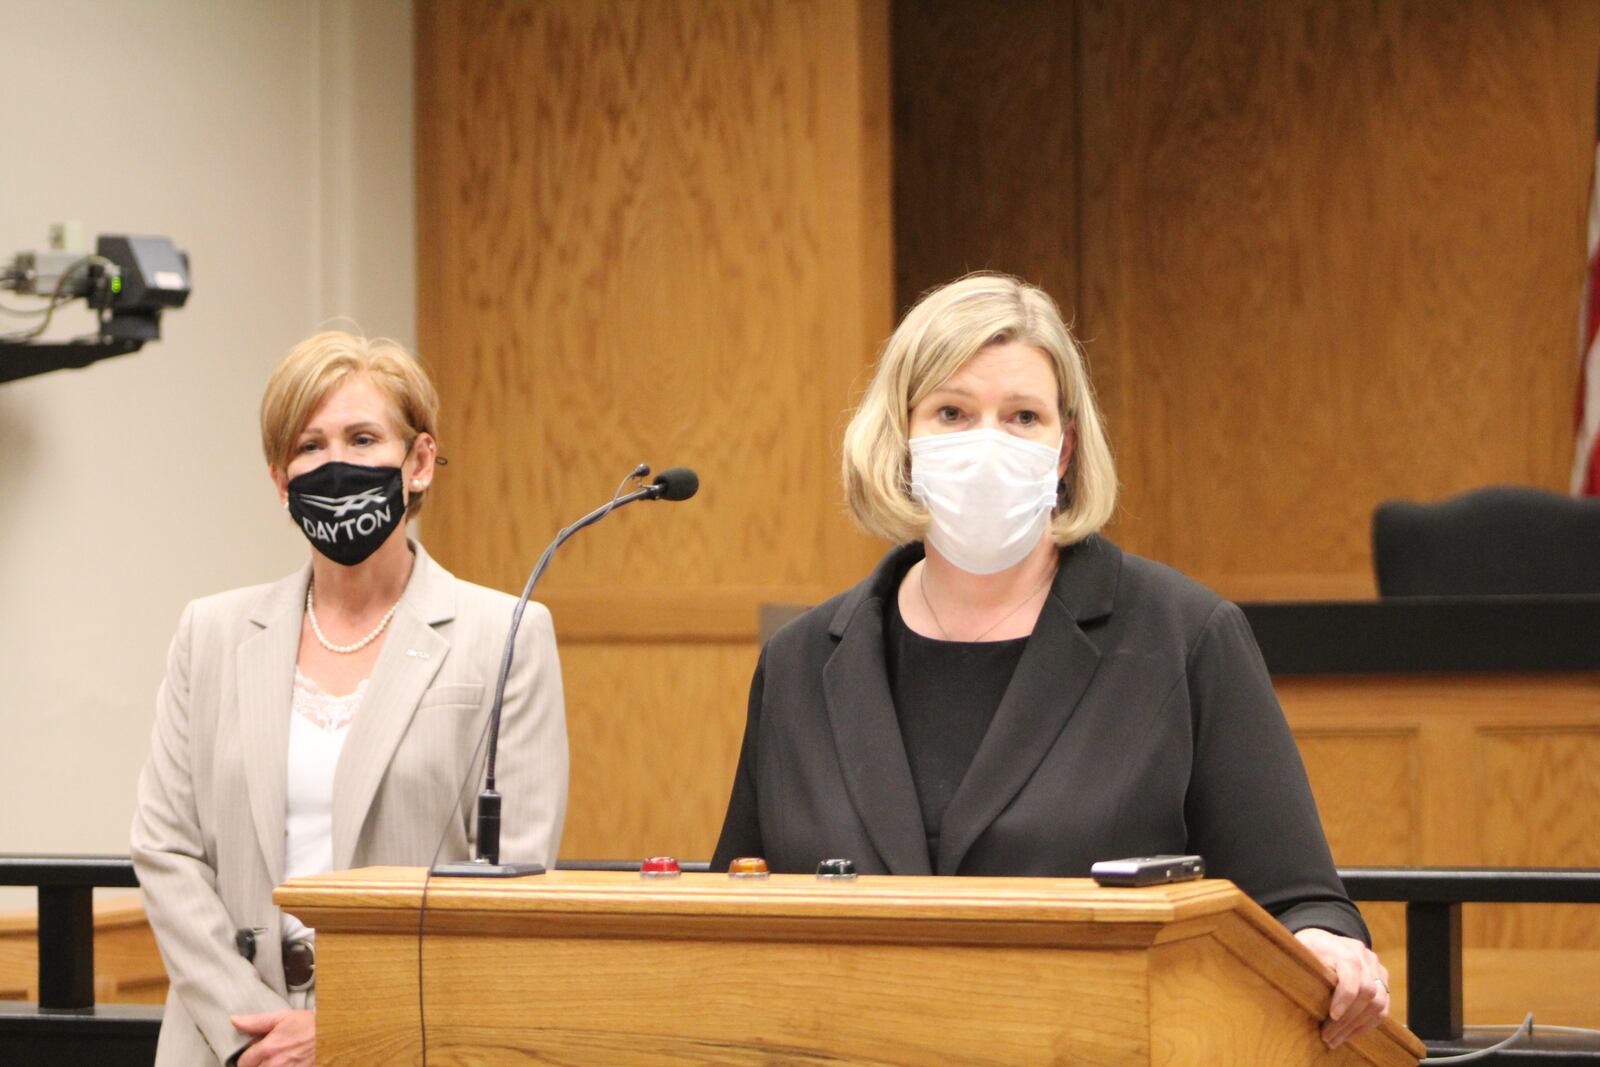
[909,428,1062,575]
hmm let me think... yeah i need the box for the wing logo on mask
[296,486,391,518]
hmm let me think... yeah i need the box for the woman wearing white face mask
[713,274,1392,1051]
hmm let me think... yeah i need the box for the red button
[640,856,681,877]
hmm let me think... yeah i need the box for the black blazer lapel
[936,537,1121,875]
[822,597,934,876]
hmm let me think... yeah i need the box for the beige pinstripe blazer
[130,542,567,1066]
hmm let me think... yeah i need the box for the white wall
[0,0,415,907]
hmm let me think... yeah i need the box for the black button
[234,928,256,962]
[816,858,857,879]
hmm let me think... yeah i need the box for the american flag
[1574,68,1600,495]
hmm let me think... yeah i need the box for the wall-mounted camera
[1,234,192,384]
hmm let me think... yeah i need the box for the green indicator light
[111,277,122,293]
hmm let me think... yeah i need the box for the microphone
[432,463,700,877]
[643,466,698,502]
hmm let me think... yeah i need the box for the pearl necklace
[305,584,403,654]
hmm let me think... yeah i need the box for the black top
[883,590,1027,869]
[712,536,1369,944]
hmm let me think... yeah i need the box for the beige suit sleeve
[131,602,289,1064]
[489,601,569,867]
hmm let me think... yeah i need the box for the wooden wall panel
[1294,731,1417,867]
[1293,729,1415,955]
[890,0,1078,316]
[1280,674,1600,1027]
[1280,673,1600,888]
[1479,729,1600,870]
[1076,0,1600,598]
[1476,728,1600,949]
[416,0,892,860]
[417,0,888,614]
[895,0,1600,598]
[558,642,757,860]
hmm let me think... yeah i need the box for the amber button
[728,856,770,878]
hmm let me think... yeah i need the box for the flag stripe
[1575,71,1600,495]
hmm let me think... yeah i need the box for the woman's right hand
[231,1008,315,1067]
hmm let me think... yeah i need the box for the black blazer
[713,536,1368,942]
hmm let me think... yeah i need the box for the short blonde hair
[842,273,1116,545]
[260,331,440,518]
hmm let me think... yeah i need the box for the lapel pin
[406,648,431,660]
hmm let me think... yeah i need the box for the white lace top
[284,669,367,885]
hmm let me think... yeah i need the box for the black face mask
[286,462,406,566]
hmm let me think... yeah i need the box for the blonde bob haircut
[260,331,440,518]
[842,273,1116,546]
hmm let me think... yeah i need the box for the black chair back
[1372,485,1600,597]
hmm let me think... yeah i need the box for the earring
[282,499,289,510]
[411,479,426,491]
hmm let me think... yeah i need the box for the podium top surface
[276,866,1250,928]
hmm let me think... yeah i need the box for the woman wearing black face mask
[131,332,569,1067]
[713,274,1393,1052]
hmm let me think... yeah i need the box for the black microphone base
[430,859,547,878]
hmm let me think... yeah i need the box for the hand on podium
[1294,927,1392,1050]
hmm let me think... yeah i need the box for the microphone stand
[433,465,671,877]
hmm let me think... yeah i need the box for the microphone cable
[1423,1013,1532,1062]
[1425,1013,1600,1062]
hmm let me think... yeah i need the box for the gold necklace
[918,563,1055,642]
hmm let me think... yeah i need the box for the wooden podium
[274,868,1425,1066]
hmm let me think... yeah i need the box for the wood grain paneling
[416,0,892,859]
[1293,729,1415,953]
[893,0,1600,599]
[1280,674,1600,910]
[1075,0,1600,595]
[1476,728,1600,949]
[891,0,1078,317]
[1280,674,1600,1026]
[1294,731,1417,867]
[558,642,757,861]
[1479,729,1600,868]
[417,0,887,605]
[1150,935,1375,1067]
